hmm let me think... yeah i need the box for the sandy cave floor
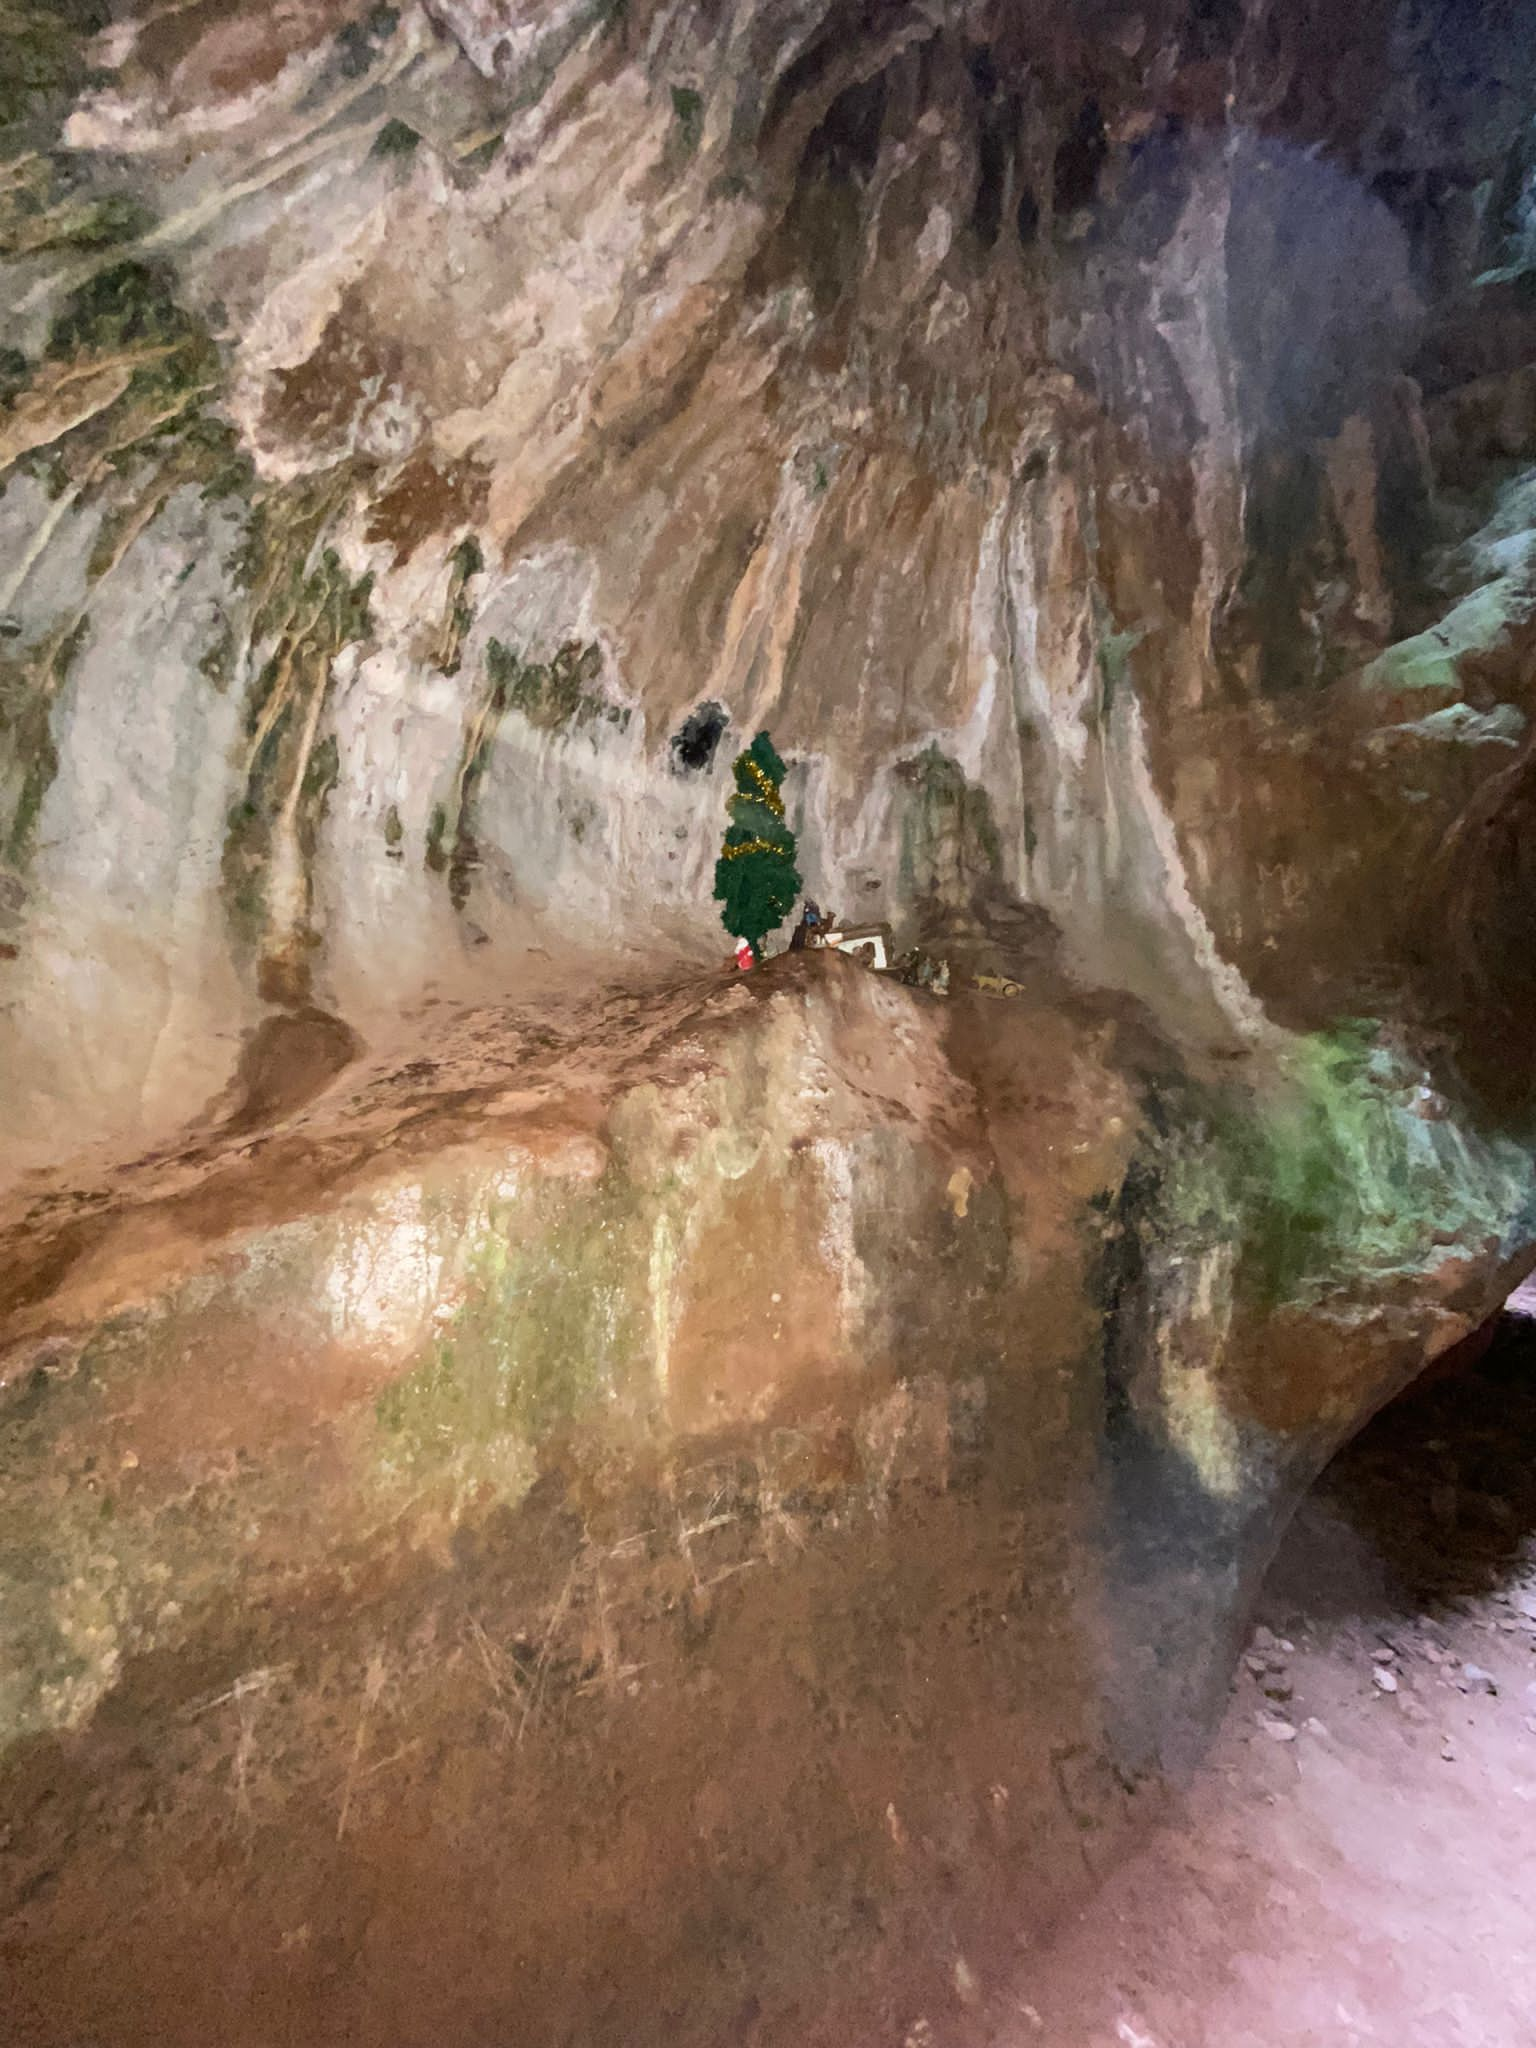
[1004,1309,1536,2048]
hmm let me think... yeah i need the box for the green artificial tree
[714,730,801,962]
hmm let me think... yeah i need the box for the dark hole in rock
[1054,96,1107,218]
[966,45,998,101]
[1185,0,1245,61]
[761,22,839,140]
[1114,122,1194,260]
[1016,181,1040,246]
[1371,166,1425,220]
[801,72,887,184]
[1264,1282,1536,1633]
[973,117,1006,247]
[672,702,729,773]
[1377,120,1407,159]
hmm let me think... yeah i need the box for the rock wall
[3,0,1535,1171]
[3,957,1533,2043]
[4,3,1536,2039]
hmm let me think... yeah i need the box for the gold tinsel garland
[720,835,786,861]
[740,756,785,818]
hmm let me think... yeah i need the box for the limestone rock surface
[3,1,1536,2039]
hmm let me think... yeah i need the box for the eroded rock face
[1,0,1533,1163]
[3,958,1532,2043]
[2,2,1536,2039]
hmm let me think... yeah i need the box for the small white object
[1372,1667,1399,1694]
[819,924,892,971]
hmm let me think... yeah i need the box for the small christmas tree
[714,731,801,962]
